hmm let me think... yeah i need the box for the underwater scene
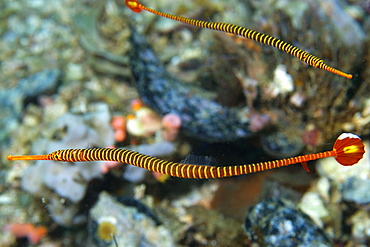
[1,0,370,246]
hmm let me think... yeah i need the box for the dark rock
[244,198,332,247]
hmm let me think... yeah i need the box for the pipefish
[125,0,352,79]
[8,133,365,179]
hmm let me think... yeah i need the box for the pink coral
[161,113,182,142]
[111,116,127,142]
[250,112,271,132]
[112,116,126,130]
[302,129,322,147]
[114,129,126,143]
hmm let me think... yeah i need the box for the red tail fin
[125,0,143,13]
[334,133,365,166]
